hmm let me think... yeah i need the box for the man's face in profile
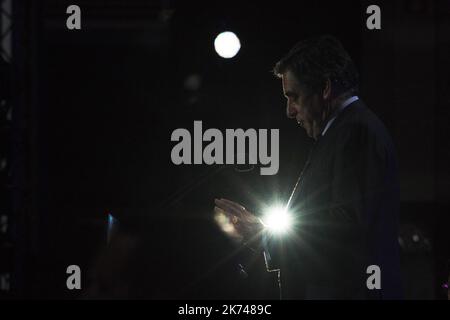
[282,70,324,139]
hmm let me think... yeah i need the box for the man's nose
[286,102,297,119]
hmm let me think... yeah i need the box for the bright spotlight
[261,205,293,235]
[214,31,241,59]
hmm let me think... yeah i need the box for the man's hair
[273,35,359,98]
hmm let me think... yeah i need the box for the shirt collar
[321,96,359,136]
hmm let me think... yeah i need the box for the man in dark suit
[215,35,402,299]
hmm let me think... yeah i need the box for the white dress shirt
[321,96,359,136]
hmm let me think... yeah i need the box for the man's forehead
[281,70,300,93]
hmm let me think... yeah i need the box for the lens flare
[261,205,293,234]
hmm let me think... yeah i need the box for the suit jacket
[267,99,403,299]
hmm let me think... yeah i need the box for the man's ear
[323,78,332,100]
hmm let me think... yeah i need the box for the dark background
[2,0,449,299]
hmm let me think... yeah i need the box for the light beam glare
[261,205,293,235]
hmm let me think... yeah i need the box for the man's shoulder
[335,99,395,145]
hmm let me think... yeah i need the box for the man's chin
[304,126,313,138]
[298,122,314,138]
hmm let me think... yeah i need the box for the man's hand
[214,198,264,245]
